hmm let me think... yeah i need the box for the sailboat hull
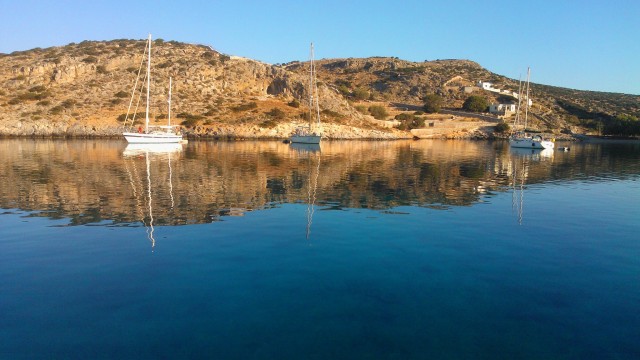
[290,134,321,144]
[509,138,554,149]
[124,132,183,144]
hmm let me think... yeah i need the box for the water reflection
[289,143,321,239]
[508,148,554,224]
[122,143,183,248]
[0,139,638,226]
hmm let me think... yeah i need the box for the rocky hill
[1,38,638,139]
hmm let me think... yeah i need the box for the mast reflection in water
[508,148,554,224]
[289,143,321,239]
[122,143,183,248]
[0,139,637,227]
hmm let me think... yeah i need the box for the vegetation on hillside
[462,96,489,113]
[1,38,638,137]
[423,94,442,113]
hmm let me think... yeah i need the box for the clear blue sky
[1,0,638,94]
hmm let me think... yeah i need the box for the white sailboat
[509,67,554,150]
[123,34,183,144]
[290,43,322,144]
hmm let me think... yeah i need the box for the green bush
[181,118,199,128]
[355,105,368,114]
[353,87,369,100]
[265,108,286,119]
[15,91,51,102]
[321,109,342,118]
[411,118,425,129]
[114,91,129,98]
[395,113,414,121]
[337,85,350,97]
[462,96,489,112]
[368,105,388,120]
[61,99,77,108]
[288,99,300,108]
[260,119,278,128]
[29,85,47,93]
[49,105,64,115]
[82,56,98,64]
[231,102,258,112]
[423,94,443,113]
[394,113,425,130]
[603,114,640,136]
[494,122,510,133]
[395,123,408,131]
[178,113,205,121]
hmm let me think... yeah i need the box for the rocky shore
[0,117,584,141]
[0,118,409,140]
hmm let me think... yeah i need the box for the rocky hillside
[1,38,638,138]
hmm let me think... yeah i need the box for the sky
[1,0,639,94]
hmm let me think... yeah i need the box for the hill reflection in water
[0,139,638,226]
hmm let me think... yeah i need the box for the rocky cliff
[0,39,404,139]
[1,39,638,138]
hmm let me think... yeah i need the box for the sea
[1,139,638,359]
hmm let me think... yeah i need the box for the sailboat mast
[168,77,172,127]
[145,34,151,133]
[308,43,314,129]
[313,47,321,128]
[524,67,530,131]
[513,74,522,129]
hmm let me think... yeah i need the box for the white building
[489,103,517,116]
[478,80,533,106]
[477,81,495,91]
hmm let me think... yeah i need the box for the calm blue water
[1,139,639,359]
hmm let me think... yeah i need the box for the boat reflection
[509,148,554,224]
[289,142,321,154]
[290,143,321,239]
[122,143,182,249]
[1,139,638,227]
[509,147,554,160]
[123,143,183,156]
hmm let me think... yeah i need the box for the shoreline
[0,126,634,143]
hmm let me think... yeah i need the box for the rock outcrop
[1,39,637,138]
